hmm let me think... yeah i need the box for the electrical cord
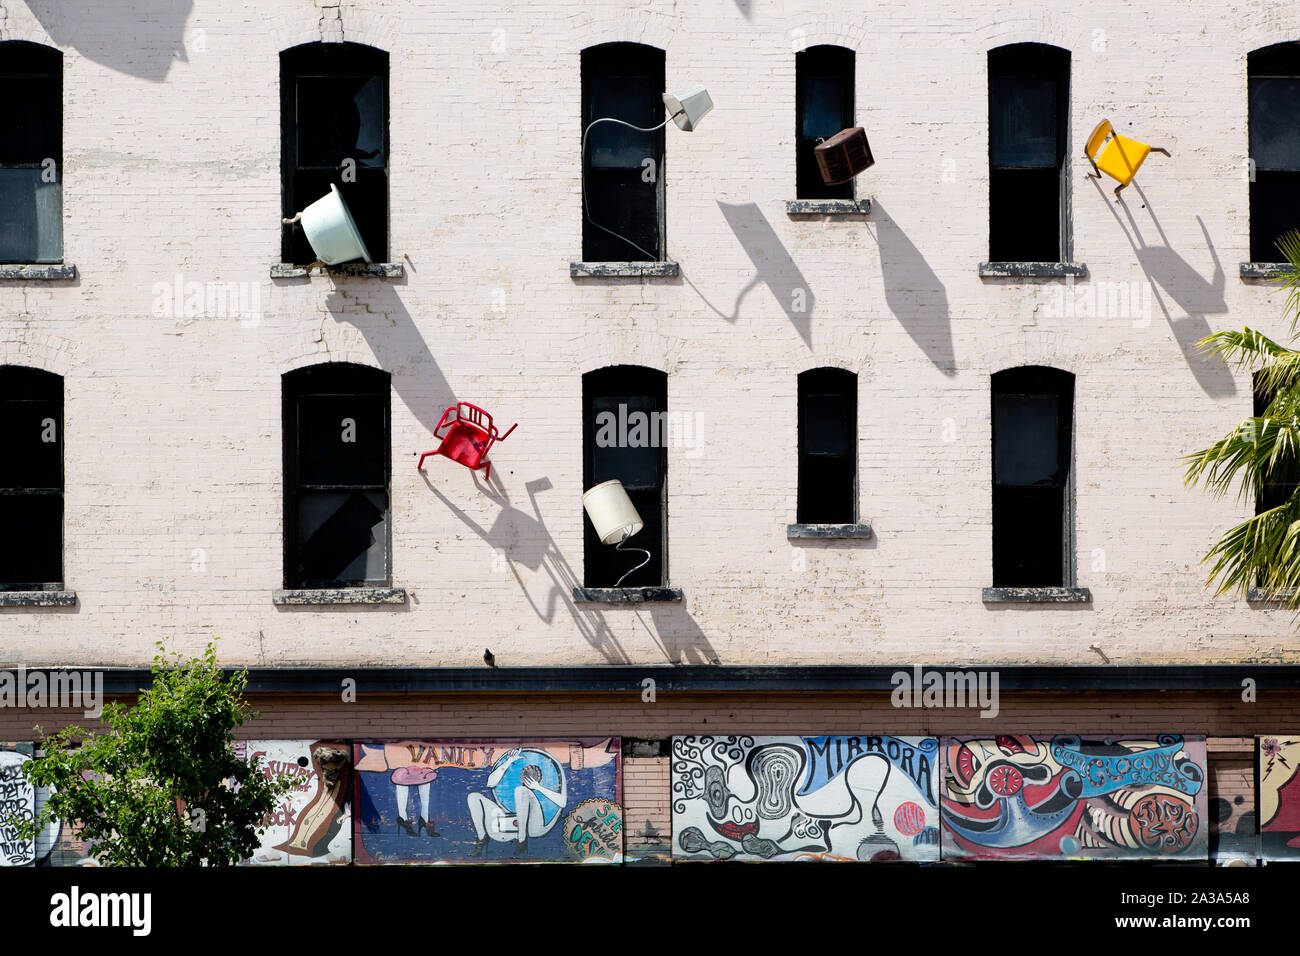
[581,114,679,262]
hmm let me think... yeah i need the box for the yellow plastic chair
[1084,119,1169,197]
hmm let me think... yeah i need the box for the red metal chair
[417,402,517,481]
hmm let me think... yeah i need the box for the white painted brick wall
[0,0,1297,668]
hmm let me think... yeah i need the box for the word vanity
[49,887,152,937]
[0,669,103,719]
[890,665,1000,718]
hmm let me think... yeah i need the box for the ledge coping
[273,587,408,606]
[978,261,1088,278]
[0,590,77,607]
[982,586,1092,604]
[569,261,680,278]
[1239,262,1296,279]
[1246,586,1298,603]
[571,587,683,604]
[271,262,405,279]
[787,523,874,539]
[785,198,872,215]
[0,264,77,280]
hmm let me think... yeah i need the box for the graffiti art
[940,734,1208,860]
[0,742,63,867]
[236,740,353,865]
[1258,735,1300,860]
[354,738,622,863]
[671,736,940,862]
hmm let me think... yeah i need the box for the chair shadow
[1093,178,1236,397]
[28,0,195,82]
[870,199,955,376]
[420,473,629,664]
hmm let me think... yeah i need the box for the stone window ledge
[572,587,683,604]
[270,262,405,279]
[569,261,680,278]
[978,261,1088,279]
[785,198,871,216]
[1239,262,1296,279]
[787,523,874,539]
[273,587,408,606]
[982,586,1092,604]
[0,590,77,607]
[1246,586,1297,603]
[0,264,77,280]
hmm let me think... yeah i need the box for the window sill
[0,264,77,280]
[785,198,871,216]
[273,587,408,606]
[978,261,1087,279]
[270,262,405,279]
[572,587,683,604]
[982,586,1092,604]
[787,523,873,539]
[1239,262,1296,280]
[1246,586,1297,604]
[0,590,77,607]
[569,261,680,278]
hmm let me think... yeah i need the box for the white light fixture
[663,86,713,132]
[582,83,713,260]
[582,479,651,587]
[281,183,372,271]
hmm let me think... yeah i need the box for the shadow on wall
[694,201,814,347]
[869,200,955,376]
[644,604,720,665]
[321,282,457,439]
[421,474,630,664]
[27,0,195,82]
[1092,178,1235,398]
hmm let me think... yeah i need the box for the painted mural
[941,734,1208,860]
[671,735,940,862]
[1258,735,1300,860]
[236,740,353,865]
[354,738,622,863]
[0,742,63,866]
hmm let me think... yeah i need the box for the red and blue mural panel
[354,738,622,863]
[1259,734,1300,860]
[940,734,1208,860]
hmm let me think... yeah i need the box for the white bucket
[582,479,644,545]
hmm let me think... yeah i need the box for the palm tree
[1185,230,1300,606]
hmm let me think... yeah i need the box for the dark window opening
[283,364,391,587]
[0,366,63,588]
[581,43,665,262]
[281,43,389,264]
[797,367,857,523]
[0,42,62,264]
[992,366,1074,587]
[583,366,667,586]
[1254,371,1299,515]
[796,46,855,200]
[988,44,1069,263]
[1249,43,1300,262]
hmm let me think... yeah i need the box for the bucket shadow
[28,0,195,82]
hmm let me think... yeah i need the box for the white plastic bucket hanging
[582,479,651,587]
[283,183,372,266]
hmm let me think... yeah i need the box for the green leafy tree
[1185,230,1300,606]
[15,642,298,866]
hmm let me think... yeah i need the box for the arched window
[281,43,389,264]
[282,363,391,587]
[0,41,62,264]
[796,46,855,200]
[1248,42,1300,262]
[0,366,63,589]
[583,365,667,586]
[991,366,1074,586]
[797,367,857,524]
[581,43,665,262]
[988,44,1070,263]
